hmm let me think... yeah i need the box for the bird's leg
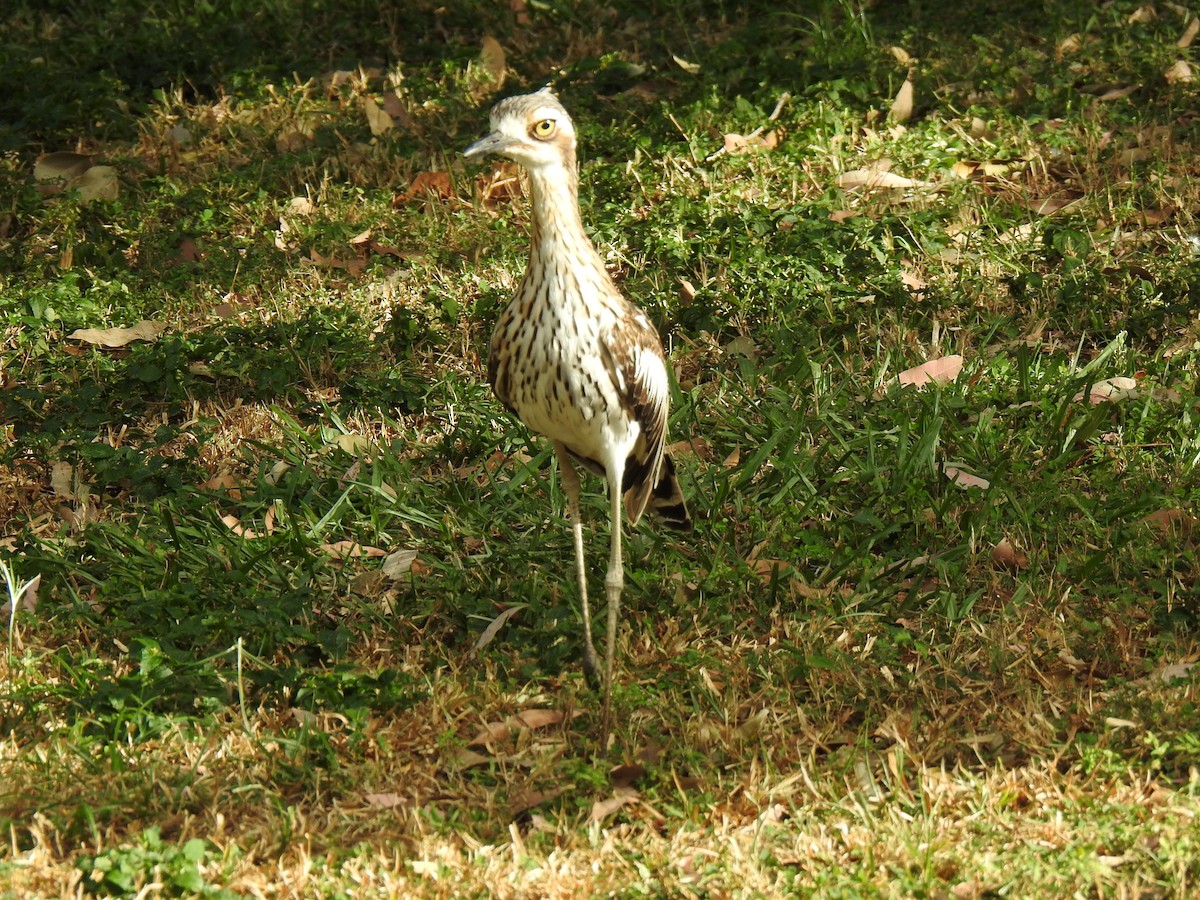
[601,474,625,749]
[555,443,600,686]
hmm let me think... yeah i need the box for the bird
[464,87,690,744]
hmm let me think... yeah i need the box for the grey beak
[463,131,511,159]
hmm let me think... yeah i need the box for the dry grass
[4,0,1200,895]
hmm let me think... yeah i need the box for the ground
[1,0,1199,896]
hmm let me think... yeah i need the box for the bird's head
[463,87,577,173]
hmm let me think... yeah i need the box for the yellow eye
[532,118,557,139]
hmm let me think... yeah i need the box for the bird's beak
[462,131,511,159]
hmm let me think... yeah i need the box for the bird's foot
[582,643,603,690]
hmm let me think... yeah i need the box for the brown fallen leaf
[590,791,639,823]
[396,171,453,205]
[220,507,276,539]
[610,763,647,789]
[943,465,990,490]
[828,209,859,223]
[890,74,914,123]
[70,166,119,203]
[1179,18,1200,48]
[1095,84,1140,101]
[478,36,507,93]
[507,785,567,818]
[68,321,164,348]
[321,541,387,558]
[468,708,581,746]
[471,604,528,654]
[0,573,41,617]
[382,549,418,579]
[837,168,928,189]
[1074,376,1137,404]
[1140,508,1197,533]
[991,539,1028,572]
[362,97,393,136]
[1165,60,1193,84]
[364,792,407,809]
[1056,33,1084,59]
[1025,191,1085,215]
[897,355,964,388]
[1156,662,1196,684]
[34,151,95,189]
[900,265,927,299]
[1128,4,1156,24]
[722,130,780,154]
[750,558,794,584]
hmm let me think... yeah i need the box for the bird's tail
[643,452,692,531]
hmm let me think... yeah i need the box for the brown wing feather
[600,310,672,524]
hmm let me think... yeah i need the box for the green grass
[3,0,1200,895]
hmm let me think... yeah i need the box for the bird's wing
[600,306,670,524]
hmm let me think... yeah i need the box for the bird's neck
[526,163,597,264]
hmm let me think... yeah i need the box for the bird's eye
[531,118,557,139]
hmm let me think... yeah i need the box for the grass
[2,0,1199,895]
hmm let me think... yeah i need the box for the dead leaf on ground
[382,549,419,579]
[471,604,528,654]
[721,130,780,154]
[828,209,859,222]
[991,539,1028,572]
[1074,376,1137,404]
[447,747,491,770]
[287,196,316,217]
[396,170,453,205]
[1091,84,1140,101]
[900,264,927,298]
[221,507,276,539]
[1128,4,1157,24]
[50,461,82,500]
[897,355,964,388]
[1165,60,1193,84]
[468,708,581,746]
[170,237,201,266]
[590,791,639,823]
[1025,191,1085,215]
[507,785,567,818]
[890,74,914,122]
[1056,33,1084,59]
[1155,662,1196,684]
[750,557,794,583]
[610,763,647,789]
[321,541,386,559]
[362,97,393,136]
[943,465,990,490]
[70,166,119,203]
[34,151,95,188]
[1140,508,1197,533]
[308,248,367,277]
[837,167,929,190]
[1179,17,1200,48]
[665,437,712,461]
[364,792,408,809]
[68,321,164,348]
[0,573,41,617]
[478,36,507,92]
[672,53,701,75]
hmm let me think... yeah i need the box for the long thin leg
[555,443,600,684]
[601,468,625,748]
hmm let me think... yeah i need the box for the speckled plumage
[465,89,689,743]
